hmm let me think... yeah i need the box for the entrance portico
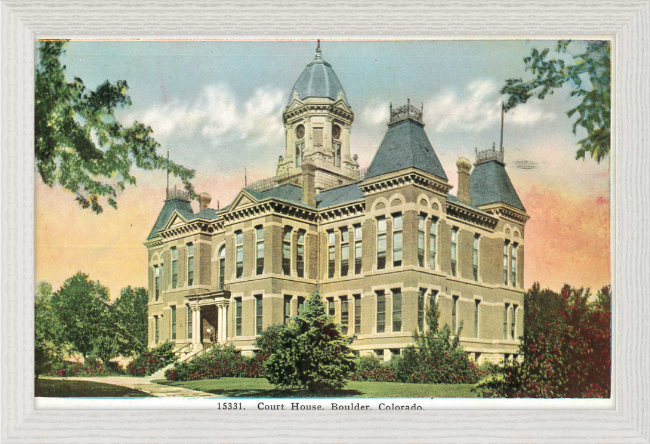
[187,289,230,351]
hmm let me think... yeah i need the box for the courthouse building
[144,43,529,364]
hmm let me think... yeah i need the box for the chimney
[456,157,472,205]
[301,161,317,207]
[199,192,212,212]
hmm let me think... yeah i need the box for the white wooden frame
[2,1,648,442]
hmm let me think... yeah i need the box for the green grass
[155,377,476,398]
[35,379,151,398]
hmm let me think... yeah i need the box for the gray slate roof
[364,119,448,181]
[244,183,311,208]
[287,59,349,106]
[146,198,194,240]
[470,160,526,211]
[316,181,364,208]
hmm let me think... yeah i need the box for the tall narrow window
[430,217,437,269]
[255,295,263,335]
[256,226,264,275]
[171,247,178,288]
[340,296,349,335]
[235,230,244,279]
[340,228,349,277]
[450,228,458,277]
[328,298,336,317]
[452,295,459,335]
[418,214,426,267]
[354,224,362,274]
[418,288,426,332]
[354,295,361,334]
[474,300,480,338]
[218,246,226,290]
[297,296,305,316]
[295,141,304,167]
[430,290,439,312]
[283,226,292,276]
[284,295,292,325]
[296,230,305,278]
[376,291,386,333]
[154,265,160,301]
[377,216,387,270]
[154,316,159,344]
[511,243,518,287]
[503,303,509,340]
[472,234,479,281]
[393,213,403,267]
[186,304,192,339]
[511,304,517,339]
[333,124,342,168]
[503,241,509,285]
[235,298,242,336]
[392,289,402,332]
[187,243,194,286]
[171,305,177,340]
[328,230,336,278]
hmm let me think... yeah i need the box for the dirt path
[41,376,218,397]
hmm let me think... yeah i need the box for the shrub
[351,367,398,383]
[354,355,383,374]
[127,341,177,376]
[45,359,122,377]
[164,344,267,381]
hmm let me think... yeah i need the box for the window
[171,306,177,340]
[503,241,509,285]
[473,234,479,281]
[393,213,403,267]
[429,217,437,269]
[429,290,439,314]
[186,304,192,339]
[256,226,264,275]
[392,289,402,332]
[503,303,509,340]
[154,265,160,301]
[255,295,263,335]
[511,304,517,339]
[283,226,292,276]
[418,214,426,267]
[341,296,349,335]
[511,243,518,287]
[328,298,335,317]
[474,300,480,338]
[284,295,292,325]
[218,246,226,290]
[377,216,387,270]
[154,316,159,344]
[450,228,458,277]
[334,141,341,167]
[354,224,362,274]
[187,243,194,286]
[340,228,349,277]
[235,230,244,279]
[297,296,305,316]
[452,295,459,335]
[376,291,386,333]
[235,298,242,336]
[295,141,304,167]
[297,230,305,278]
[328,230,336,278]
[171,247,178,288]
[418,288,426,332]
[354,295,361,334]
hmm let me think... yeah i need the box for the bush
[127,341,177,376]
[351,367,398,383]
[165,344,266,381]
[45,359,122,377]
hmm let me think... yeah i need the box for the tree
[501,40,610,163]
[259,289,356,393]
[50,272,111,359]
[112,286,149,357]
[35,40,196,214]
[34,282,71,377]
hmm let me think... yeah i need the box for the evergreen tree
[261,289,355,393]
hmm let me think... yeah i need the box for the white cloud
[361,103,390,125]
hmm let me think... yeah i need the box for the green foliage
[90,335,121,367]
[165,344,266,381]
[112,286,149,357]
[475,283,611,398]
[127,341,178,376]
[501,40,610,162]
[50,272,111,359]
[35,282,72,376]
[35,40,196,213]
[46,359,123,377]
[259,289,356,393]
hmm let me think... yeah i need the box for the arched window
[218,246,226,290]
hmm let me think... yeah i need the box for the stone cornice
[318,200,365,222]
[446,200,499,229]
[159,217,216,241]
[359,168,453,196]
[222,199,318,224]
[478,203,530,225]
[283,102,354,125]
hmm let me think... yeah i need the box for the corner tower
[277,41,359,191]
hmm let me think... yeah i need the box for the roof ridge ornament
[315,39,322,60]
[389,98,424,124]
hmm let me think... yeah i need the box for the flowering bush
[127,341,177,376]
[164,344,266,381]
[45,359,121,377]
[351,367,398,383]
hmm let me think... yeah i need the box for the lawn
[155,377,476,398]
[35,379,150,398]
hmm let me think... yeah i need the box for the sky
[34,39,611,298]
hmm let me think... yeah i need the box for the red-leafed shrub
[45,358,119,377]
[164,344,267,381]
[127,341,177,376]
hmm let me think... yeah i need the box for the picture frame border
[2,1,648,442]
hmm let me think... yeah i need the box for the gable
[226,190,258,212]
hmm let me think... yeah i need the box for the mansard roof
[470,159,526,211]
[244,183,310,208]
[287,45,349,107]
[147,198,194,240]
[316,181,364,209]
[364,118,448,181]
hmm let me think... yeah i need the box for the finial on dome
[315,39,322,60]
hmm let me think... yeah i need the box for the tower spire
[499,101,505,160]
[315,39,322,60]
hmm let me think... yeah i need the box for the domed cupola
[287,40,349,106]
